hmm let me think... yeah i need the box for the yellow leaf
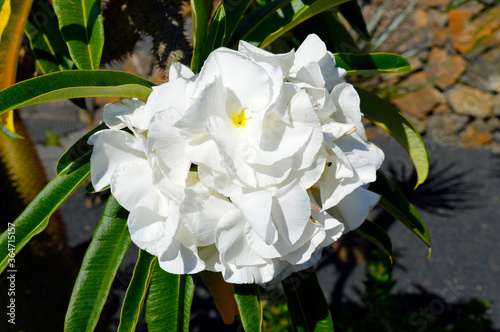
[0,111,15,133]
[0,0,11,43]
[200,271,239,325]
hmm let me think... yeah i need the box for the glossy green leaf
[199,4,226,69]
[369,171,431,249]
[25,0,73,73]
[0,70,155,116]
[338,0,370,41]
[282,267,334,331]
[244,0,349,48]
[190,0,208,73]
[355,220,393,262]
[118,250,156,332]
[53,0,104,70]
[221,0,252,46]
[334,53,410,75]
[145,267,196,332]
[56,122,106,174]
[0,147,90,273]
[65,195,132,331]
[233,284,263,332]
[356,87,429,188]
[229,0,292,48]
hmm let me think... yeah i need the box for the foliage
[0,0,435,330]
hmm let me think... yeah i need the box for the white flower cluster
[89,34,384,284]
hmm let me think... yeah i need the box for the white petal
[110,161,169,216]
[329,83,366,140]
[215,209,268,266]
[88,130,146,191]
[169,62,195,80]
[103,99,146,130]
[327,187,380,232]
[238,40,295,75]
[231,190,276,245]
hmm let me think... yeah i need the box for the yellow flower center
[232,110,247,128]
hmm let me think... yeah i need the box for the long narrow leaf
[338,0,370,41]
[200,271,238,325]
[53,0,104,69]
[229,0,292,48]
[25,0,73,73]
[65,195,132,331]
[369,171,431,249]
[190,0,208,73]
[145,267,196,332]
[354,220,393,262]
[0,70,155,116]
[234,284,263,332]
[221,0,252,46]
[244,0,349,48]
[334,53,410,75]
[0,152,90,273]
[282,267,334,331]
[0,0,33,138]
[199,4,226,67]
[118,250,156,332]
[356,87,429,188]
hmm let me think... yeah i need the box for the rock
[434,103,452,114]
[391,87,446,119]
[449,5,500,55]
[461,119,492,147]
[460,47,500,93]
[447,84,494,118]
[425,47,466,90]
[427,114,468,145]
[486,116,500,132]
[494,95,500,116]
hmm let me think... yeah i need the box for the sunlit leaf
[118,250,156,332]
[200,271,238,325]
[234,283,263,332]
[355,220,393,262]
[369,171,431,249]
[145,267,196,331]
[335,53,410,75]
[65,195,132,332]
[356,87,429,188]
[244,0,349,48]
[190,0,208,73]
[53,0,104,69]
[0,0,34,138]
[282,267,334,331]
[0,70,155,116]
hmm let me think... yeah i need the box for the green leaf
[199,4,226,69]
[369,171,431,249]
[282,267,334,332]
[356,87,429,188]
[334,53,411,75]
[221,0,252,46]
[0,70,155,116]
[338,0,370,41]
[355,220,393,262]
[118,250,156,332]
[25,0,74,73]
[190,0,208,73]
[65,195,132,331]
[145,267,196,332]
[56,122,107,174]
[53,0,104,70]
[244,0,349,48]
[0,147,90,273]
[233,284,263,332]
[229,0,292,48]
